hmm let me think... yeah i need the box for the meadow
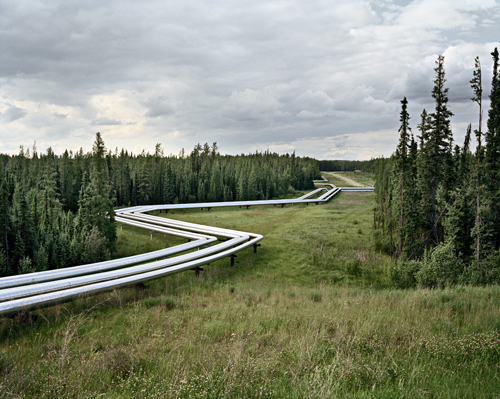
[0,190,499,398]
[320,171,375,187]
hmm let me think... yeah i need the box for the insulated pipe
[119,213,241,239]
[298,188,327,200]
[0,234,263,317]
[120,212,260,239]
[0,184,371,317]
[0,236,248,303]
[0,239,213,290]
[114,217,213,240]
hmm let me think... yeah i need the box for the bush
[416,241,463,288]
[19,256,34,274]
[143,296,162,308]
[345,259,362,277]
[163,296,176,310]
[82,226,110,264]
[390,260,420,289]
[462,251,500,285]
[373,230,391,254]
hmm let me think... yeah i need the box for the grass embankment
[1,191,500,398]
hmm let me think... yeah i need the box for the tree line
[374,48,500,288]
[317,159,377,172]
[0,137,319,277]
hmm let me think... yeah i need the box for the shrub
[163,296,176,310]
[390,260,420,289]
[345,259,362,277]
[416,241,463,288]
[373,230,391,254]
[462,251,500,285]
[143,296,162,308]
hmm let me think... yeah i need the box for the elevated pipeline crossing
[0,184,373,317]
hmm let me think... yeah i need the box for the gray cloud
[90,118,123,126]
[0,0,499,159]
[0,106,27,123]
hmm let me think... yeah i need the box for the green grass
[318,173,350,187]
[332,171,376,186]
[317,171,374,187]
[1,191,500,398]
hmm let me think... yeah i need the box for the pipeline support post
[194,267,203,277]
[253,243,261,254]
[230,254,237,266]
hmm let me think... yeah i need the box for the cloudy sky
[0,0,499,160]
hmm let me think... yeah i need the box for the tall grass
[1,191,499,397]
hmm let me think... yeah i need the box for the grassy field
[320,171,375,187]
[317,173,350,187]
[1,191,500,398]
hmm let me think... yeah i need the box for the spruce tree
[393,97,411,256]
[0,178,11,276]
[422,56,454,244]
[484,48,500,250]
[470,56,484,262]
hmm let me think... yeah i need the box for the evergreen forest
[374,48,500,288]
[0,137,318,277]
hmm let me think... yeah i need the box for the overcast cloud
[0,0,499,159]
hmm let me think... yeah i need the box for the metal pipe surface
[0,184,371,317]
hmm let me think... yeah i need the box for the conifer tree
[484,48,500,250]
[421,55,454,244]
[393,97,411,256]
[444,124,473,260]
[470,56,484,262]
[0,177,11,276]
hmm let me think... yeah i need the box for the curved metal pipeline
[0,239,213,290]
[114,216,213,240]
[0,235,262,316]
[120,213,260,239]
[0,236,249,303]
[0,184,371,317]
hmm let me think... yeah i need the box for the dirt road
[328,173,365,187]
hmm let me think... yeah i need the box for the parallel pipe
[0,236,248,303]
[0,239,212,290]
[0,184,371,317]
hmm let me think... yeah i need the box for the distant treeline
[374,49,500,288]
[0,137,319,276]
[317,159,378,172]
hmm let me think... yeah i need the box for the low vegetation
[321,171,375,187]
[1,190,499,398]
